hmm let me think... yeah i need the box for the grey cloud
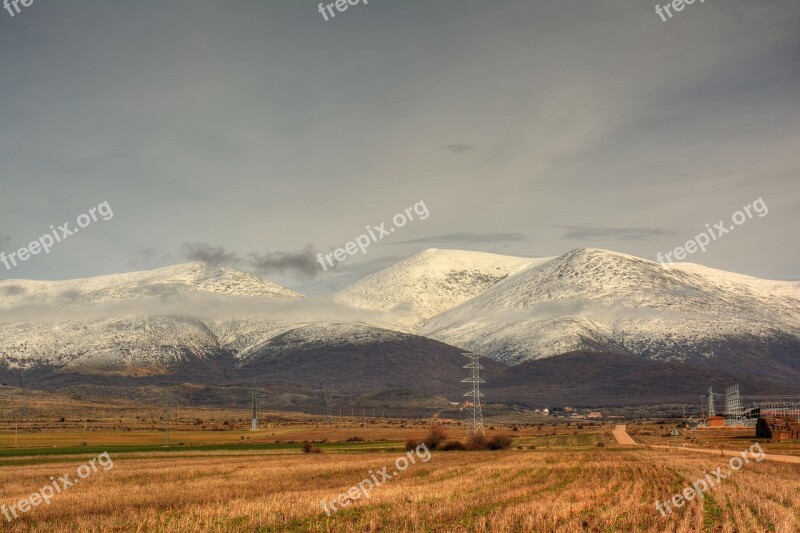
[181,243,240,267]
[443,144,475,154]
[0,285,26,296]
[58,289,81,300]
[181,243,322,280]
[143,283,182,297]
[557,225,677,242]
[392,233,530,245]
[249,246,320,280]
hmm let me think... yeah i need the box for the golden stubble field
[1,447,798,533]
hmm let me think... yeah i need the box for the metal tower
[725,385,743,426]
[314,382,336,423]
[705,387,716,418]
[462,352,486,436]
[163,392,174,447]
[250,386,260,431]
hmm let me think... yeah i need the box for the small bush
[596,442,605,447]
[467,434,489,450]
[424,425,449,450]
[345,436,365,442]
[439,440,466,451]
[405,439,421,451]
[302,442,322,454]
[488,435,513,450]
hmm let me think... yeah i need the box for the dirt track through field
[612,424,637,445]
[612,424,800,464]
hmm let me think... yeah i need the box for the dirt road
[612,424,637,445]
[611,424,800,464]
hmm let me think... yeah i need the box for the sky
[1,0,799,295]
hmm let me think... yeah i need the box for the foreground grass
[0,448,797,532]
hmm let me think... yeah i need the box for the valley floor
[0,444,798,532]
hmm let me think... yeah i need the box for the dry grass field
[1,445,798,532]
[1,392,798,531]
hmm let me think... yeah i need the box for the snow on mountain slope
[420,248,800,367]
[0,316,224,371]
[332,248,551,330]
[239,322,410,365]
[208,319,312,360]
[0,262,303,308]
[0,263,304,370]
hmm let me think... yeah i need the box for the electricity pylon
[462,352,486,437]
[314,382,336,423]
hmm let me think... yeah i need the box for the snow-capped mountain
[419,248,800,379]
[332,248,549,330]
[2,250,798,390]
[0,262,303,308]
[0,262,303,371]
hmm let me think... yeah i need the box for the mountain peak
[0,261,304,308]
[333,249,553,330]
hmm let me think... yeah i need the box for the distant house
[564,407,574,413]
[707,416,726,427]
[542,408,550,416]
[587,412,603,419]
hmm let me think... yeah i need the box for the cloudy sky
[1,0,798,295]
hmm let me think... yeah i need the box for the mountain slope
[487,351,800,405]
[332,248,550,330]
[0,262,304,371]
[238,322,508,396]
[0,262,303,308]
[420,248,800,378]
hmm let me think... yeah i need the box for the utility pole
[250,386,260,431]
[163,393,173,447]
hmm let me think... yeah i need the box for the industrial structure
[700,383,800,439]
[462,352,485,436]
[315,382,336,423]
[705,386,716,418]
[724,384,744,427]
